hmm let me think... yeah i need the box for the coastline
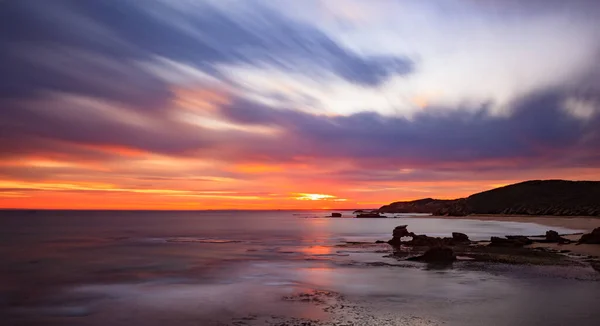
[422,214,600,232]
[420,214,600,258]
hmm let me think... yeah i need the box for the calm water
[1,210,599,326]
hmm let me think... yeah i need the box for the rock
[489,236,530,247]
[579,227,600,244]
[545,230,570,243]
[375,240,386,244]
[409,247,456,263]
[393,225,409,237]
[505,235,533,245]
[356,212,385,218]
[387,225,410,246]
[330,212,342,217]
[388,226,469,247]
[452,232,470,243]
[405,234,443,247]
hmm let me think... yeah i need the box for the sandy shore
[422,215,600,258]
[423,214,600,232]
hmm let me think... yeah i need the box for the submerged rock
[505,235,533,245]
[330,212,342,217]
[405,234,443,246]
[579,227,600,244]
[489,236,530,247]
[409,247,456,263]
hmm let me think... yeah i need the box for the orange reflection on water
[299,245,332,255]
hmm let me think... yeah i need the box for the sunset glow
[1,0,599,210]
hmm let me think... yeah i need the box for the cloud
[219,89,600,169]
[0,0,412,108]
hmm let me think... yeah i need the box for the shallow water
[1,210,598,325]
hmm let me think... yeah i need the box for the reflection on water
[300,246,334,256]
[1,210,598,326]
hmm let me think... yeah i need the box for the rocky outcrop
[505,235,533,245]
[404,234,444,246]
[384,226,582,267]
[408,247,456,263]
[489,236,531,247]
[387,225,409,246]
[579,227,600,244]
[452,232,470,243]
[379,180,600,216]
[545,230,571,244]
[330,213,342,217]
[388,225,471,247]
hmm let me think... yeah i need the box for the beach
[422,214,600,231]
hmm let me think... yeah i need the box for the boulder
[452,232,470,243]
[409,247,456,263]
[330,212,342,218]
[545,230,570,243]
[375,240,386,244]
[579,227,600,244]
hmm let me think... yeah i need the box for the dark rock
[330,212,342,218]
[393,225,409,237]
[375,240,386,244]
[545,230,570,243]
[452,232,470,243]
[409,247,456,263]
[579,227,600,244]
[405,234,443,246]
[387,225,409,246]
[505,235,533,245]
[489,236,530,247]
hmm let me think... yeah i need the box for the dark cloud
[0,0,412,107]
[220,90,600,169]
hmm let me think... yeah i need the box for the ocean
[1,210,599,326]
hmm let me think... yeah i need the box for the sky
[1,0,600,210]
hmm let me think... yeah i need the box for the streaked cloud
[1,0,599,209]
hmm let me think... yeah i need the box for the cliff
[379,180,600,216]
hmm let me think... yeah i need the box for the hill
[378,180,600,216]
